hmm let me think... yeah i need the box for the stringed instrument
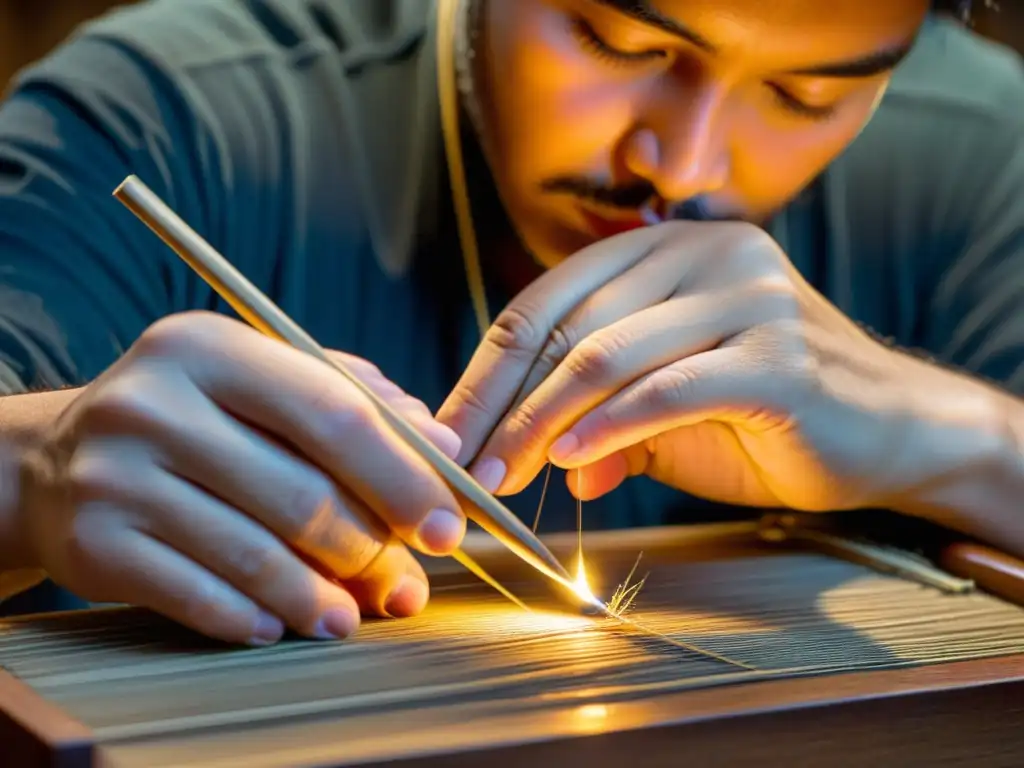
[2,516,1023,768]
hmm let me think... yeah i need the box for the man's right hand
[15,311,465,646]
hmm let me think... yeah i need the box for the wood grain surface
[1,525,1022,767]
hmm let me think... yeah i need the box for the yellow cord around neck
[436,0,491,338]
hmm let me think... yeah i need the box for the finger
[477,296,723,494]
[547,347,764,468]
[342,537,430,619]
[477,287,776,494]
[70,516,287,647]
[438,227,668,465]
[129,315,467,555]
[87,379,400,570]
[327,351,461,460]
[508,244,696,414]
[115,464,363,639]
[150,404,440,578]
[73,436,428,628]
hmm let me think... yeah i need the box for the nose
[622,81,730,204]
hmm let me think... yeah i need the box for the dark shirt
[0,0,1023,539]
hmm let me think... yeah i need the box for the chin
[517,216,600,271]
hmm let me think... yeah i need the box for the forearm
[0,387,81,574]
[895,377,1024,560]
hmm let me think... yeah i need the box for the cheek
[484,2,640,183]
[729,90,883,210]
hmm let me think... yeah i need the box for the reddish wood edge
[323,655,1024,768]
[940,542,1024,607]
[0,669,94,768]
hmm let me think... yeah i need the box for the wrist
[0,440,38,571]
[892,370,1024,555]
[0,387,81,573]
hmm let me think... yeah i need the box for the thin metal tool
[113,174,573,593]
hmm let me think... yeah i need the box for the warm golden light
[568,702,612,734]
[568,552,606,612]
[577,703,609,721]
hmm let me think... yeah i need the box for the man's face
[477,0,931,267]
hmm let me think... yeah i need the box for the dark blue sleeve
[922,120,1024,396]
[0,35,224,391]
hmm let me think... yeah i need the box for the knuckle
[740,277,801,318]
[542,324,577,365]
[720,225,785,272]
[64,452,127,505]
[310,505,384,578]
[278,478,339,542]
[83,376,167,434]
[728,221,779,250]
[312,390,379,445]
[223,538,282,584]
[447,382,492,421]
[62,508,116,581]
[134,311,224,359]
[643,367,700,412]
[278,480,383,578]
[564,334,623,383]
[489,306,544,354]
[504,397,544,438]
[339,530,383,577]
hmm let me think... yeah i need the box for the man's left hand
[438,221,999,512]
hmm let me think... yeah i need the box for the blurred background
[0,0,1021,89]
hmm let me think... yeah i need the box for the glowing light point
[570,554,607,614]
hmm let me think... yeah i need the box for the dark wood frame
[0,668,93,768]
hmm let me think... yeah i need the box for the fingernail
[312,607,359,640]
[249,611,285,647]
[416,508,465,554]
[549,433,581,464]
[385,575,429,618]
[472,457,507,493]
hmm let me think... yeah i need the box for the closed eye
[767,83,837,120]
[570,16,667,66]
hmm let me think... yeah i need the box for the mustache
[540,177,727,222]
[541,177,657,210]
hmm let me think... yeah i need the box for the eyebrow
[589,0,915,79]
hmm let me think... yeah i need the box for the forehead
[592,0,930,68]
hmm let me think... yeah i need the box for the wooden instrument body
[2,523,1023,768]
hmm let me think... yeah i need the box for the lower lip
[579,208,650,240]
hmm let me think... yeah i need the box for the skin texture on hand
[439,220,1002,516]
[15,311,467,646]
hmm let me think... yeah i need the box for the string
[576,468,583,575]
[433,0,749,669]
[532,464,553,533]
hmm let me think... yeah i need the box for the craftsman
[0,0,1021,647]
